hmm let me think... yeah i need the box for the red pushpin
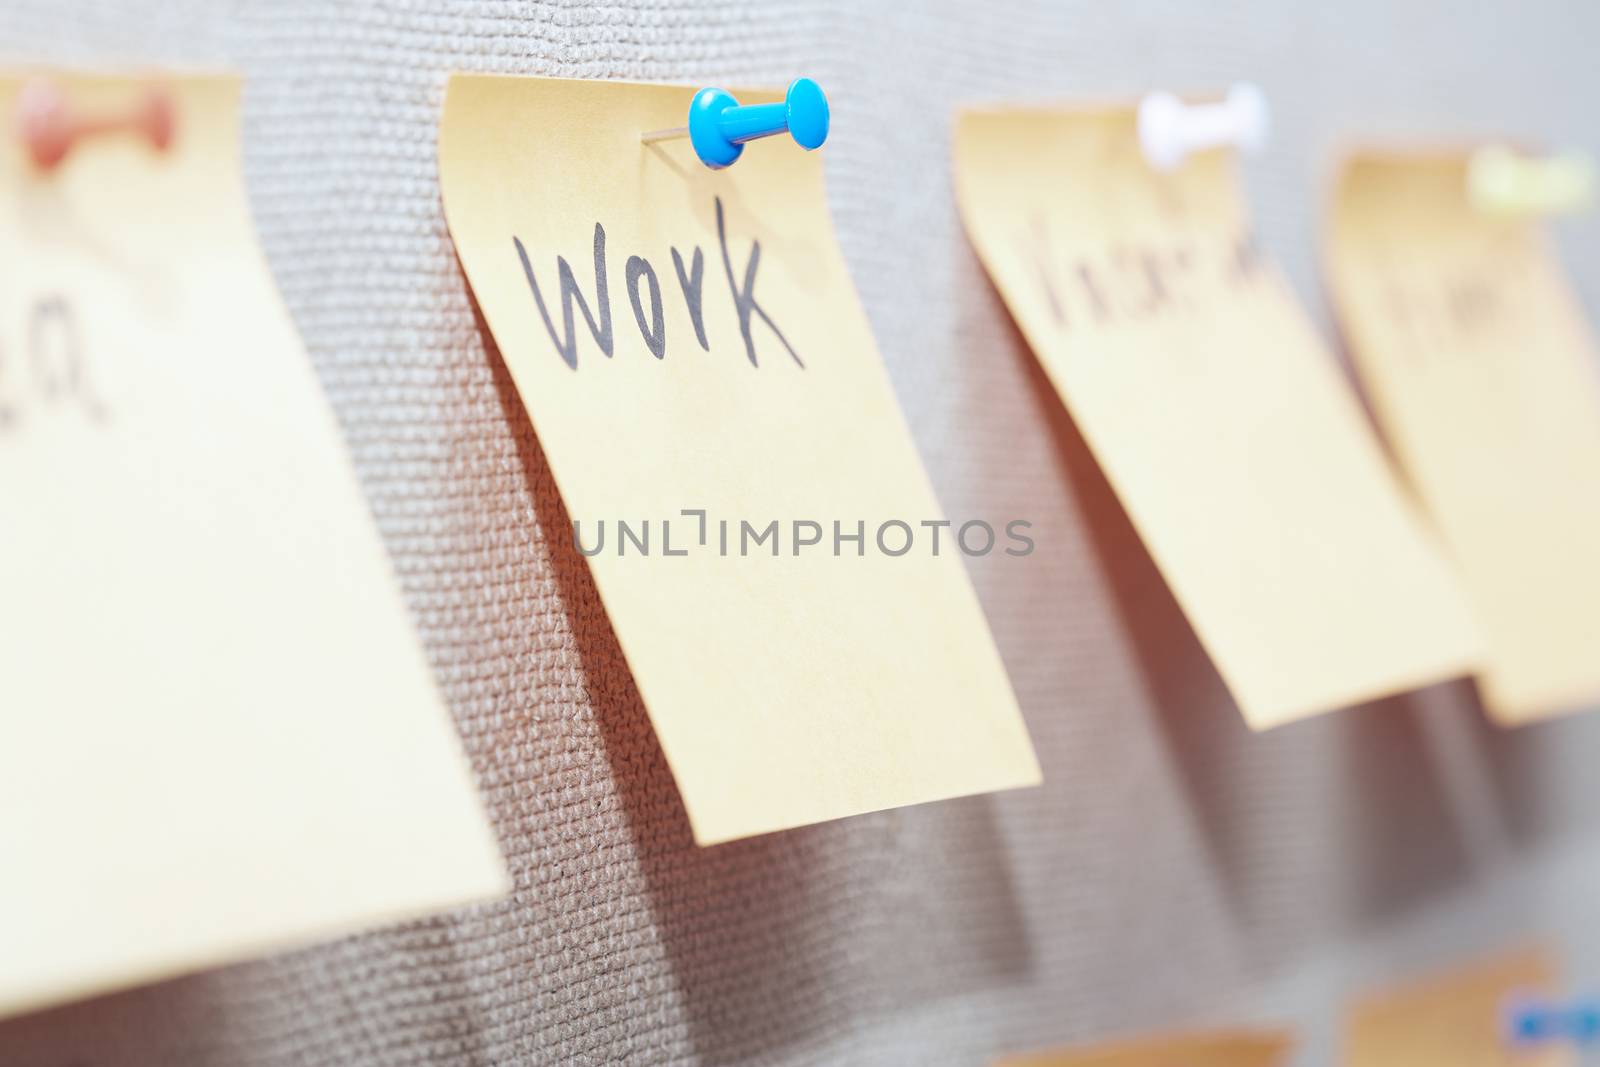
[16,78,174,170]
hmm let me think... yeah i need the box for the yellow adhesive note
[437,75,1040,845]
[1343,946,1570,1067]
[1327,151,1600,724]
[953,105,1482,730]
[0,74,509,1019]
[994,1028,1293,1067]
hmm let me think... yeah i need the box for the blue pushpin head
[1568,1000,1600,1044]
[1505,998,1561,1046]
[685,77,829,170]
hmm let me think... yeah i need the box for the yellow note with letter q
[0,73,509,1020]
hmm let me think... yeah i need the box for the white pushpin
[1137,82,1269,172]
[1468,144,1595,217]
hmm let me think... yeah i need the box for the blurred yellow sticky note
[1328,151,1600,724]
[953,105,1481,729]
[0,73,508,1019]
[437,75,1040,845]
[994,1028,1293,1067]
[1343,946,1570,1067]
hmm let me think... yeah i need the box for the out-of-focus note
[953,104,1481,729]
[1343,946,1570,1067]
[1328,151,1600,724]
[437,75,1040,846]
[993,1028,1293,1067]
[0,73,508,1019]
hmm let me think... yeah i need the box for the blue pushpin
[1503,995,1600,1048]
[640,78,829,169]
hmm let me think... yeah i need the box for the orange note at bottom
[994,1028,1293,1067]
[1343,946,1570,1067]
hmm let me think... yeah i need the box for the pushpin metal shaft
[640,102,790,145]
[639,124,688,144]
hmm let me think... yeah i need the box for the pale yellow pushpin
[1468,144,1596,217]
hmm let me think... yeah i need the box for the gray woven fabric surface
[5,2,1600,1064]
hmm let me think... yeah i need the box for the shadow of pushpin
[641,78,829,170]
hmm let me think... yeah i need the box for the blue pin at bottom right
[1505,995,1600,1049]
